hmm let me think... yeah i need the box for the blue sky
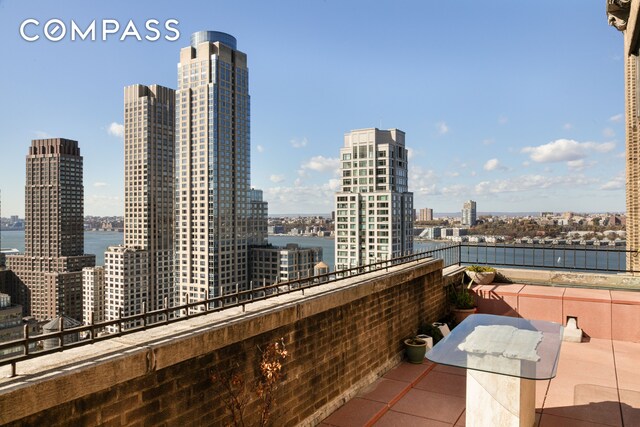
[0,0,626,216]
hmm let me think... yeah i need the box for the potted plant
[465,265,496,286]
[450,278,477,324]
[403,337,428,364]
[418,323,444,345]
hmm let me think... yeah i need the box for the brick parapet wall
[0,258,448,426]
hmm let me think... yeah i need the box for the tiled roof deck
[321,279,640,427]
[321,338,640,426]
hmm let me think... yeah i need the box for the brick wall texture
[2,259,447,426]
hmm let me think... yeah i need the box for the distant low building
[420,227,441,239]
[250,244,323,287]
[268,225,285,235]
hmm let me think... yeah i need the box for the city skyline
[0,0,627,216]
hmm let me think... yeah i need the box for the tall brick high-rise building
[7,139,95,321]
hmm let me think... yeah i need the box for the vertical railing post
[164,296,169,324]
[23,323,30,356]
[141,301,146,328]
[89,312,95,341]
[59,316,65,349]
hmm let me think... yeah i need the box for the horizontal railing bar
[0,245,456,368]
[2,242,635,370]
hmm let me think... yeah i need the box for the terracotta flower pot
[452,307,477,324]
[466,271,495,286]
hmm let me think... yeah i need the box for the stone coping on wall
[494,267,640,290]
[0,257,444,425]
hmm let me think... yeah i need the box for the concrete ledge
[495,268,640,290]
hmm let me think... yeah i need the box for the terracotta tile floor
[321,338,640,426]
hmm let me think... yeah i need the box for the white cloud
[107,122,124,138]
[498,116,508,125]
[445,171,460,177]
[300,156,340,174]
[521,139,615,163]
[407,147,415,160]
[290,137,308,148]
[602,127,616,138]
[441,184,469,197]
[93,182,108,188]
[474,174,597,195]
[482,138,495,146]
[270,174,285,183]
[408,166,439,195]
[264,179,339,213]
[609,113,624,123]
[522,161,530,167]
[257,145,264,153]
[563,123,572,130]
[601,175,624,191]
[436,121,449,135]
[566,159,597,172]
[483,158,501,171]
[85,194,123,216]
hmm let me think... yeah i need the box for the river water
[1,231,442,268]
[1,230,625,272]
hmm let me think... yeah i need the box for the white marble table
[426,314,563,427]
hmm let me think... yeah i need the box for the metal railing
[0,243,459,375]
[3,242,635,375]
[458,242,640,273]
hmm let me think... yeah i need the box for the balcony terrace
[322,280,640,426]
[0,244,638,426]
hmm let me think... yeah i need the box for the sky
[0,0,627,216]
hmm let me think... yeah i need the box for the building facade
[334,128,413,270]
[103,84,175,330]
[248,188,268,247]
[608,1,640,271]
[126,84,175,311]
[462,200,477,227]
[175,31,251,310]
[0,293,22,358]
[82,266,105,325]
[104,246,149,332]
[6,139,94,321]
[250,244,323,286]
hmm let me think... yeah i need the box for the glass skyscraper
[175,31,251,310]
